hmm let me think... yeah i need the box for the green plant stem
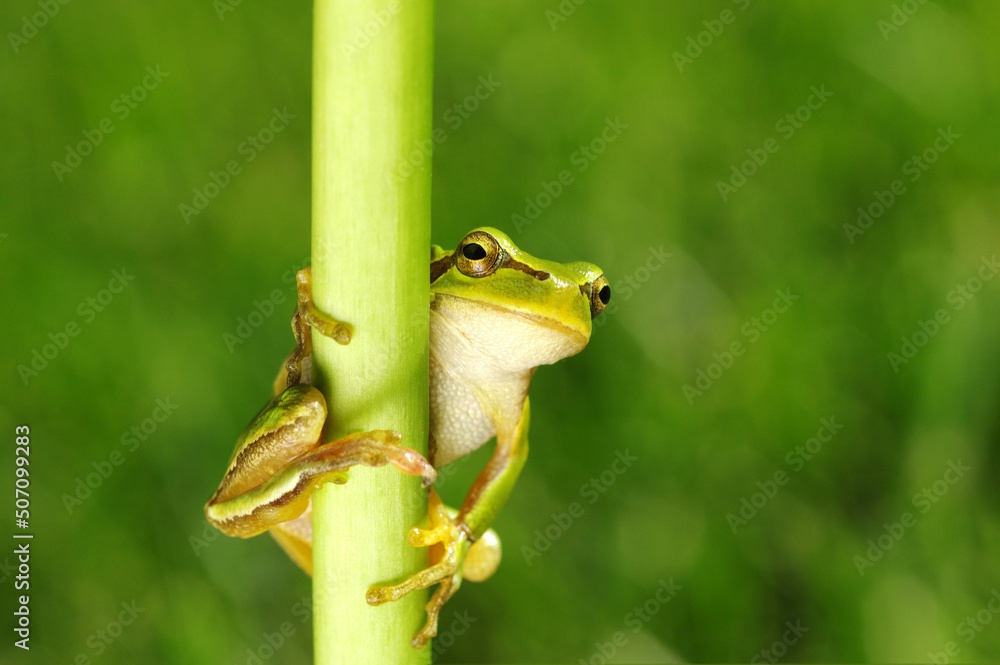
[310,0,433,663]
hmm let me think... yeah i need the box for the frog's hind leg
[206,429,436,540]
[205,384,434,541]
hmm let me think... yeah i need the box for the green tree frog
[205,228,610,647]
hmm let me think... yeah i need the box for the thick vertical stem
[311,1,433,663]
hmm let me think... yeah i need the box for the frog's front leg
[367,398,529,648]
[277,266,353,391]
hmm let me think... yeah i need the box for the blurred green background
[3,0,1000,662]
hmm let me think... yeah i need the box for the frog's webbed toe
[366,488,499,648]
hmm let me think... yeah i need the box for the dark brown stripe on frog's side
[212,473,315,536]
[430,253,454,283]
[211,416,310,504]
[507,258,550,281]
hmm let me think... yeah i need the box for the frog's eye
[463,243,487,260]
[589,274,611,318]
[456,231,504,278]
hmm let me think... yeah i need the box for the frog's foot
[400,526,501,649]
[367,488,478,649]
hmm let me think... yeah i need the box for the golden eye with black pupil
[463,243,486,260]
[589,274,611,318]
[456,231,504,278]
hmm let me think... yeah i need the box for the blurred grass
[2,0,1000,663]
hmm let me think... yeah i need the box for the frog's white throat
[427,298,583,467]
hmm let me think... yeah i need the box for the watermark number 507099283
[13,424,33,651]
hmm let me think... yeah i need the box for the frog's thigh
[213,384,328,503]
[207,430,435,539]
[204,448,347,539]
[271,506,314,575]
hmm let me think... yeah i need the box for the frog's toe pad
[408,524,445,548]
[387,447,437,486]
[365,585,397,605]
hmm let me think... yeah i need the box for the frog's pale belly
[428,304,534,467]
[428,353,498,466]
[427,291,588,466]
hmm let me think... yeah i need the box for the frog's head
[430,227,610,372]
